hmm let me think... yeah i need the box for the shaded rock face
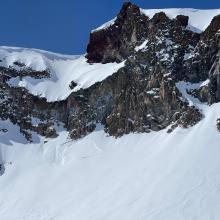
[175,15,189,27]
[86,2,199,65]
[217,118,220,132]
[0,164,4,176]
[208,33,220,103]
[202,15,220,40]
[86,2,149,63]
[188,28,220,104]
[0,150,4,176]
[1,2,220,140]
[184,15,220,104]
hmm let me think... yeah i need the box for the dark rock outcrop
[208,32,220,103]
[86,2,149,63]
[188,28,220,104]
[217,118,220,132]
[0,67,66,141]
[175,15,189,27]
[0,163,4,176]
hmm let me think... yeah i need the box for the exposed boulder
[217,118,220,132]
[151,12,170,24]
[175,15,189,27]
[189,29,220,104]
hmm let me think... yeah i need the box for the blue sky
[1,0,220,54]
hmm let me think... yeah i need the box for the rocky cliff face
[208,30,220,103]
[86,2,149,63]
[0,67,67,140]
[1,2,220,141]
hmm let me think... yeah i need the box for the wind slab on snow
[1,8,220,220]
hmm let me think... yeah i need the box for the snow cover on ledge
[0,46,125,102]
[93,8,220,33]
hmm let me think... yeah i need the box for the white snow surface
[1,82,220,219]
[0,46,125,102]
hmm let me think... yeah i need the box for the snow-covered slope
[94,8,220,33]
[1,82,220,220]
[0,46,125,102]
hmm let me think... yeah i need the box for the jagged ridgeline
[1,2,220,141]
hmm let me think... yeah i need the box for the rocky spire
[86,2,149,63]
